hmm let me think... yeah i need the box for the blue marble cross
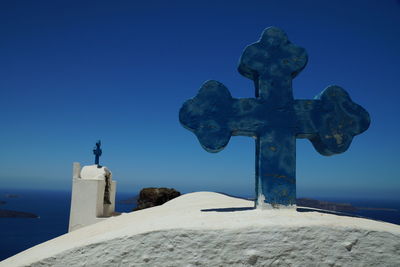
[179,27,370,208]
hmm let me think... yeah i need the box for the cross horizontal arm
[179,80,299,152]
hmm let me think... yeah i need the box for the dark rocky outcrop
[134,188,181,211]
[0,201,6,205]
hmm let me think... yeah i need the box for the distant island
[297,198,357,212]
[297,198,397,212]
[0,194,39,218]
[4,194,19,198]
[0,209,39,218]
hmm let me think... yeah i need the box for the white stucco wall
[2,192,399,266]
[68,163,116,232]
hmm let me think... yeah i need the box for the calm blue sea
[0,189,399,261]
[0,189,135,261]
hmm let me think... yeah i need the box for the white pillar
[68,162,117,232]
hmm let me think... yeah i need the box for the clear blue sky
[1,0,399,199]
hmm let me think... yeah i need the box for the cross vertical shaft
[256,131,296,207]
[254,74,297,208]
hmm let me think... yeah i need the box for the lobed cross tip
[238,27,308,82]
[310,86,371,156]
[179,80,233,153]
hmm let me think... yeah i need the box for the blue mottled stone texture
[179,27,370,209]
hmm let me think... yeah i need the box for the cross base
[256,193,296,210]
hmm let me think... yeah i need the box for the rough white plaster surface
[80,165,111,180]
[2,192,400,266]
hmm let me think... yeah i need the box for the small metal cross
[93,140,102,168]
[179,27,370,209]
